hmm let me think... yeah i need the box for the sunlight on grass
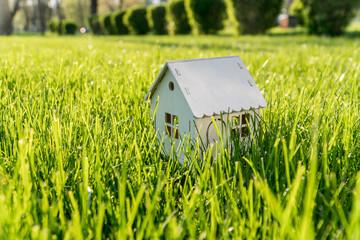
[0,35,359,239]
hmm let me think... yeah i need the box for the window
[231,116,241,138]
[241,113,250,137]
[232,113,251,137]
[165,112,179,139]
[169,81,174,91]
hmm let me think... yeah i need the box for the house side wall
[150,71,195,154]
[194,109,260,147]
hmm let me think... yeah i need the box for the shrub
[102,14,116,35]
[89,15,103,35]
[48,19,59,33]
[303,0,360,36]
[290,0,306,26]
[125,6,150,35]
[167,0,191,35]
[112,11,129,35]
[59,20,78,35]
[147,5,168,35]
[184,0,227,34]
[230,0,283,34]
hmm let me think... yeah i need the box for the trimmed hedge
[112,11,129,35]
[48,19,59,33]
[230,0,283,34]
[89,15,103,35]
[125,6,150,35]
[184,0,227,34]
[304,0,360,36]
[147,5,168,35]
[167,0,191,34]
[102,14,116,35]
[58,20,78,35]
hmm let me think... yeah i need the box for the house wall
[194,109,260,148]
[150,70,195,154]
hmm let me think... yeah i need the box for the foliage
[88,15,103,35]
[230,0,283,34]
[147,5,168,35]
[125,6,150,35]
[290,0,306,26]
[0,35,359,239]
[111,11,129,35]
[102,14,116,35]
[303,0,360,36]
[59,20,78,35]
[184,0,227,34]
[167,0,191,35]
[48,19,59,33]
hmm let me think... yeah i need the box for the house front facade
[146,56,266,157]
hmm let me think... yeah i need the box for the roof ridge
[166,56,239,64]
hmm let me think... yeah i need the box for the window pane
[173,115,179,125]
[241,126,249,137]
[174,128,179,139]
[232,116,240,126]
[166,125,172,136]
[165,113,171,124]
[242,113,250,125]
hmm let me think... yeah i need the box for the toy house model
[145,56,266,155]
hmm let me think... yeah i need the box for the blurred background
[0,0,359,37]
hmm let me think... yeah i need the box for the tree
[37,0,49,34]
[230,0,283,34]
[91,0,98,15]
[184,0,227,34]
[303,0,360,36]
[0,0,21,35]
[167,0,191,35]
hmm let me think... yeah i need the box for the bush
[125,6,150,35]
[167,0,191,35]
[290,0,306,26]
[304,0,360,36]
[230,0,283,34]
[102,14,116,35]
[59,20,78,35]
[48,19,59,33]
[112,11,129,35]
[147,5,168,35]
[89,15,103,35]
[184,0,227,34]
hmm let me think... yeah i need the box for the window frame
[165,112,180,139]
[232,113,251,138]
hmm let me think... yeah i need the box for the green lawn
[0,35,359,239]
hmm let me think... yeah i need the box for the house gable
[150,69,195,148]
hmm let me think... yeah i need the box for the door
[206,118,227,146]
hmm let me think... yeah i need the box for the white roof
[146,56,266,118]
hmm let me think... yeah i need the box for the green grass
[0,35,359,239]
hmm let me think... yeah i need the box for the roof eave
[144,63,169,101]
[193,104,267,119]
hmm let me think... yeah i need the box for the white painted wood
[146,56,266,118]
[147,57,266,159]
[194,110,258,148]
[150,70,195,154]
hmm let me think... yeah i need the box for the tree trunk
[90,0,98,15]
[0,0,21,35]
[37,0,47,34]
[0,0,12,35]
